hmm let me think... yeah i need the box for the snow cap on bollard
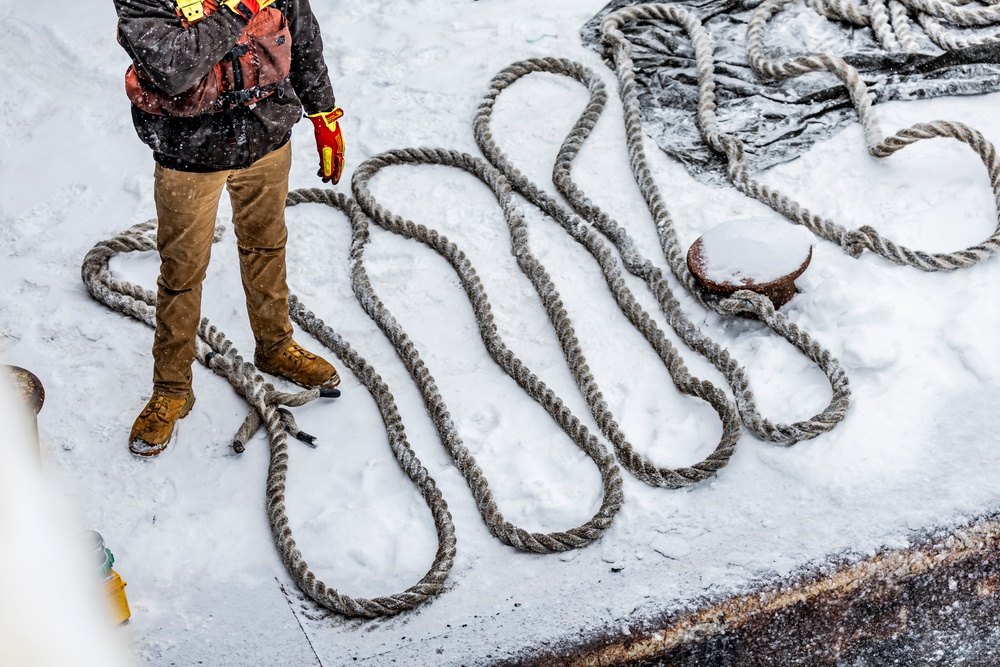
[687,218,814,309]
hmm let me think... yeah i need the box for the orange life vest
[123,0,293,116]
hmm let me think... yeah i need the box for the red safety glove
[308,107,346,185]
[222,0,276,20]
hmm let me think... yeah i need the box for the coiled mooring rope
[82,221,458,617]
[286,189,625,553]
[81,1,1000,618]
[474,57,849,447]
[601,2,1000,272]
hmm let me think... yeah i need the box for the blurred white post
[0,371,135,667]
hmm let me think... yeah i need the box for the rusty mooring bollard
[687,219,814,309]
[3,365,45,460]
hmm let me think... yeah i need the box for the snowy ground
[3,0,1000,665]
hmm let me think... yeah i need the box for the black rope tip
[295,431,318,447]
[320,388,342,399]
[232,440,246,454]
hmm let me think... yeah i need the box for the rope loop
[78,0,1000,616]
[82,219,457,618]
[842,227,875,258]
[715,291,775,319]
[603,1,1000,273]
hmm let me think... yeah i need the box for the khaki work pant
[152,142,294,397]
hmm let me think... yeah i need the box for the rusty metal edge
[499,515,1000,667]
[4,365,45,415]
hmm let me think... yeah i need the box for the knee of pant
[157,266,208,294]
[235,226,288,253]
[238,244,286,259]
[158,244,212,290]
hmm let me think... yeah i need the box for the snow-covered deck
[3,0,1000,664]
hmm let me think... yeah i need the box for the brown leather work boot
[129,391,196,457]
[254,340,341,389]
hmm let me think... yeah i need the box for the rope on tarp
[807,0,1000,51]
[601,2,1000,272]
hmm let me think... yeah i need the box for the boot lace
[143,394,176,423]
[285,342,317,365]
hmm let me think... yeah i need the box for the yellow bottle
[86,531,131,626]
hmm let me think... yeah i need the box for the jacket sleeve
[115,0,247,97]
[282,0,336,114]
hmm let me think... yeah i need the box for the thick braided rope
[809,0,1000,50]
[79,222,326,445]
[346,144,736,487]
[902,0,1000,50]
[890,0,922,52]
[469,62,746,467]
[808,0,871,26]
[81,222,457,617]
[918,10,1000,49]
[603,3,1000,273]
[504,54,848,443]
[473,59,848,446]
[904,0,1000,26]
[286,188,624,548]
[870,0,902,49]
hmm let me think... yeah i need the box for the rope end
[294,431,318,448]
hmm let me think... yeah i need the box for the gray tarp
[582,0,1000,184]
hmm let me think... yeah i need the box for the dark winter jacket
[114,0,335,171]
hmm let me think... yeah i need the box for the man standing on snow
[114,0,345,456]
